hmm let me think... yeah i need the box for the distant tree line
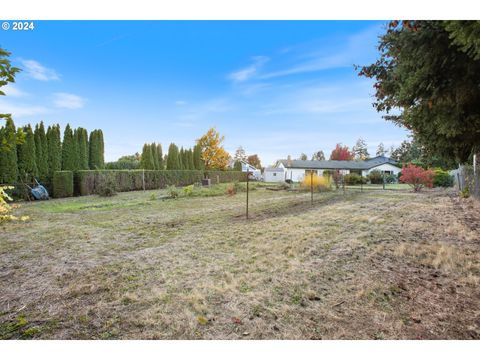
[0,117,105,185]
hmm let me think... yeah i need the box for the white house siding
[264,170,285,182]
[282,168,350,182]
[363,163,401,176]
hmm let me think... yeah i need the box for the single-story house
[264,156,401,182]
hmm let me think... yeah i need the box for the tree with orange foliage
[196,128,230,170]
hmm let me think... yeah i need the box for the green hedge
[74,170,246,196]
[205,170,248,184]
[53,171,74,198]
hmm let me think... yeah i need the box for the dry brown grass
[0,187,479,339]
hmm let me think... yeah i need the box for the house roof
[264,167,285,172]
[277,156,398,170]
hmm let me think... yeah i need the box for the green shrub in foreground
[433,168,454,188]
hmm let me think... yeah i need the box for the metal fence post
[246,171,250,219]
[310,171,313,205]
[383,171,385,190]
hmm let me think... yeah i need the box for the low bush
[167,185,179,199]
[53,171,74,198]
[385,174,397,184]
[344,173,366,185]
[433,168,454,188]
[399,164,434,192]
[301,174,332,192]
[183,184,194,196]
[368,170,383,184]
[0,186,29,223]
[225,184,236,196]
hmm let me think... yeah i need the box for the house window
[273,173,276,176]
[305,170,318,176]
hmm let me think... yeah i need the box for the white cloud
[0,99,49,117]
[53,92,86,109]
[19,59,60,81]
[2,84,28,97]
[228,56,269,82]
[175,100,187,105]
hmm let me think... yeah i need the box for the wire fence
[455,164,480,199]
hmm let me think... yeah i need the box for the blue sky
[1,21,409,165]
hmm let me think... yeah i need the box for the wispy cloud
[175,100,187,106]
[19,59,60,81]
[229,26,380,82]
[2,84,28,97]
[228,56,269,83]
[53,92,86,109]
[0,99,49,117]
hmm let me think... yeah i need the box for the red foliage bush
[399,164,434,192]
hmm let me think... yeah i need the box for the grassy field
[1,184,479,339]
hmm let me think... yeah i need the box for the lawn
[1,185,479,339]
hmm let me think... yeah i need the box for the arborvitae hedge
[62,124,76,171]
[53,171,74,198]
[74,170,246,196]
[17,124,38,181]
[0,117,18,184]
[205,170,247,184]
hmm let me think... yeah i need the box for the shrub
[399,164,434,192]
[0,186,29,223]
[460,186,470,198]
[167,185,179,199]
[433,168,454,188]
[95,173,117,197]
[344,173,366,185]
[183,184,194,196]
[301,174,332,192]
[385,174,397,184]
[225,184,236,196]
[53,171,73,198]
[368,170,383,184]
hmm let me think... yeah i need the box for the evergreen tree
[179,147,185,170]
[97,129,105,168]
[166,143,180,170]
[140,143,155,169]
[187,148,194,170]
[62,124,76,171]
[233,160,242,171]
[17,124,38,181]
[151,142,159,170]
[376,142,386,157]
[76,127,89,170]
[193,144,204,170]
[0,117,18,184]
[72,128,80,170]
[47,124,62,177]
[156,143,164,170]
[89,129,105,169]
[34,121,49,180]
[352,138,370,160]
